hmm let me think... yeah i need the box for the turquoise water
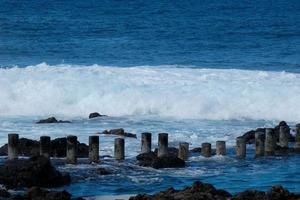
[0,0,300,197]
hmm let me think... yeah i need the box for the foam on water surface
[0,63,300,122]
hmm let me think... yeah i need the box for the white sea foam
[0,63,299,121]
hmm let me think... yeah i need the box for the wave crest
[0,63,299,121]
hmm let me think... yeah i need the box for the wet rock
[27,187,71,200]
[191,147,201,153]
[136,152,185,169]
[0,156,70,189]
[154,147,178,157]
[129,181,231,200]
[51,137,88,158]
[152,155,185,169]
[99,128,137,138]
[0,188,10,198]
[0,137,89,158]
[241,130,256,144]
[88,112,106,119]
[232,190,266,200]
[0,138,39,156]
[136,152,157,167]
[36,117,71,124]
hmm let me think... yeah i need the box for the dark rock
[241,130,256,144]
[152,156,185,169]
[136,152,185,169]
[51,138,88,158]
[89,112,106,119]
[99,128,137,138]
[154,147,179,157]
[129,181,231,200]
[36,117,71,124]
[0,188,10,198]
[0,137,89,158]
[27,186,71,200]
[191,147,201,153]
[232,190,266,200]
[136,152,157,167]
[0,156,70,189]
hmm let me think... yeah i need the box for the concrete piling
[114,138,125,160]
[279,126,289,148]
[66,135,77,164]
[8,133,19,160]
[40,136,51,159]
[216,141,226,156]
[236,137,246,158]
[295,124,300,149]
[201,143,211,157]
[158,133,168,157]
[265,128,275,156]
[89,135,99,163]
[255,131,265,157]
[141,132,152,153]
[178,142,189,160]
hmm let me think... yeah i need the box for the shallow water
[0,0,300,197]
[0,116,299,197]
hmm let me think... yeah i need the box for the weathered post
[141,132,152,153]
[216,141,226,156]
[201,143,211,157]
[255,131,265,157]
[158,133,168,157]
[40,136,51,159]
[8,133,19,160]
[89,135,99,163]
[178,142,189,160]
[66,135,77,164]
[236,137,246,158]
[265,128,275,156]
[279,126,289,148]
[114,138,125,160]
[295,124,300,149]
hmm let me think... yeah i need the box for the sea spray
[0,63,299,122]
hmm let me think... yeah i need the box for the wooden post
[8,134,19,160]
[255,131,264,157]
[66,135,77,164]
[158,133,168,157]
[265,128,275,156]
[89,135,99,163]
[216,141,226,156]
[201,143,211,157]
[141,132,152,153]
[114,138,125,160]
[236,137,246,158]
[40,136,51,159]
[178,142,189,160]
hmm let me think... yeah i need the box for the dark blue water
[0,0,300,71]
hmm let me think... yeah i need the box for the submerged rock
[136,152,185,169]
[99,128,137,138]
[88,112,106,119]
[154,147,178,157]
[0,156,70,189]
[36,117,71,124]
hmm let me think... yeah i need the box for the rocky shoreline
[129,181,300,200]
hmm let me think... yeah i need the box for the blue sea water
[0,0,300,198]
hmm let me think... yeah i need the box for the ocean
[0,0,300,198]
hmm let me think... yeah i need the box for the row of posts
[7,125,300,162]
[236,125,300,158]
